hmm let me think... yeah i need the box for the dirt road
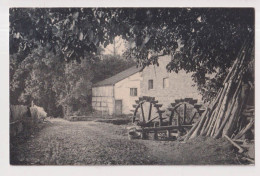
[10,118,238,165]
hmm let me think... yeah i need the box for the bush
[30,105,47,122]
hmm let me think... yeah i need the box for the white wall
[140,55,202,110]
[114,72,142,114]
[92,85,114,115]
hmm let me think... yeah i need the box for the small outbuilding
[92,66,142,115]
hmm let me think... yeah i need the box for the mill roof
[93,66,142,87]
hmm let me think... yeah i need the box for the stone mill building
[92,55,202,115]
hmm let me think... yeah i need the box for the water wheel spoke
[188,112,197,124]
[183,103,187,124]
[169,111,174,125]
[140,103,145,122]
[148,103,152,121]
[174,109,181,126]
[145,116,159,125]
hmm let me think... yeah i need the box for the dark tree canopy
[10,8,254,100]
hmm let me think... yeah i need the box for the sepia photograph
[8,6,255,166]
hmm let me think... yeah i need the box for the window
[148,79,153,90]
[163,77,169,88]
[130,88,137,96]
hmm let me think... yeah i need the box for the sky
[102,36,127,56]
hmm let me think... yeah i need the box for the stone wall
[10,105,32,137]
[140,55,202,110]
[10,105,47,137]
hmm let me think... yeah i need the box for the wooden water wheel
[131,96,165,127]
[167,98,205,127]
[129,97,204,140]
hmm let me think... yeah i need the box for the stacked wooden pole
[184,38,254,141]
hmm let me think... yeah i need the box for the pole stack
[184,37,254,141]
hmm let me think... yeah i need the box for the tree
[9,8,118,62]
[10,8,254,100]
[119,8,254,101]
[10,8,254,137]
[11,45,65,116]
[115,8,254,139]
[92,54,135,83]
[54,58,94,116]
[10,45,94,117]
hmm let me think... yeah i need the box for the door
[115,100,122,115]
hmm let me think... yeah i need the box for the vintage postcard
[9,7,255,165]
[1,0,259,176]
